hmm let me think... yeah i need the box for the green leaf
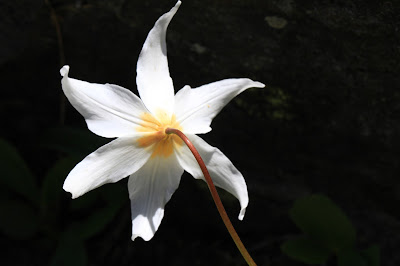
[40,126,108,156]
[51,232,87,266]
[71,204,120,240]
[70,184,126,240]
[99,182,127,206]
[69,190,99,211]
[362,245,380,266]
[0,199,39,239]
[281,236,331,264]
[338,249,367,266]
[69,183,125,211]
[0,138,39,204]
[289,194,356,252]
[41,156,80,216]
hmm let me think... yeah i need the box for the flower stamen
[137,111,183,158]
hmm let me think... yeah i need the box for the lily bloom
[61,0,264,241]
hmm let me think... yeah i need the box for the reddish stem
[166,128,256,266]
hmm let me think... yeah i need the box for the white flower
[60,0,264,241]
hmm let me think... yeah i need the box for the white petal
[136,1,181,117]
[63,136,152,198]
[174,134,249,220]
[61,65,149,138]
[174,79,265,134]
[128,154,183,241]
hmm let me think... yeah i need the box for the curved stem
[166,128,256,266]
[45,0,66,125]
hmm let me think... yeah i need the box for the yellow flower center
[137,110,183,158]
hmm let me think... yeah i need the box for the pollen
[137,110,183,158]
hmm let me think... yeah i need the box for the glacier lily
[61,0,264,246]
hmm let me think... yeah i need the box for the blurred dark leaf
[70,183,128,210]
[0,199,39,239]
[99,182,127,206]
[51,232,87,266]
[362,245,380,266]
[69,190,99,211]
[281,236,331,264]
[338,249,367,266]
[40,126,109,156]
[0,138,39,204]
[69,183,127,240]
[289,194,356,252]
[41,156,80,215]
[71,203,121,240]
[70,182,126,211]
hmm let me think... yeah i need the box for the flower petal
[174,134,249,220]
[128,154,183,241]
[174,79,265,134]
[60,65,150,138]
[63,136,152,198]
[136,1,181,117]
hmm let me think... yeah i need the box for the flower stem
[45,0,66,126]
[166,128,257,266]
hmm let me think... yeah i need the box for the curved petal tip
[131,234,151,242]
[60,65,70,77]
[253,81,266,88]
[238,207,247,221]
[63,182,80,199]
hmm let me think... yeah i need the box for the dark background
[1,0,399,265]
